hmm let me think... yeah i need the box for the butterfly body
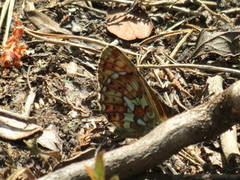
[98,46,167,138]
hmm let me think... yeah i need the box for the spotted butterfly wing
[98,46,167,138]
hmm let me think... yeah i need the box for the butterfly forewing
[98,46,166,138]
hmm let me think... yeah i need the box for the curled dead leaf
[106,6,153,41]
[193,27,240,57]
[37,125,63,152]
[0,108,42,140]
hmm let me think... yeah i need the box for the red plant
[0,15,27,68]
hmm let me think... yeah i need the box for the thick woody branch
[39,81,240,180]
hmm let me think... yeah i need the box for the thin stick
[154,54,192,97]
[24,28,101,54]
[0,108,32,123]
[170,30,193,58]
[164,5,203,17]
[2,0,15,45]
[222,8,240,14]
[0,0,10,31]
[192,0,231,23]
[154,30,194,97]
[138,64,240,76]
[139,29,192,45]
[24,28,138,56]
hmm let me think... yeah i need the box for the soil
[0,0,240,179]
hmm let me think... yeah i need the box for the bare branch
[39,81,240,180]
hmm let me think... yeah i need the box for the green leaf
[109,175,120,180]
[85,151,106,180]
[85,165,97,180]
[94,151,105,180]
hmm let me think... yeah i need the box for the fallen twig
[39,80,240,180]
[138,64,240,76]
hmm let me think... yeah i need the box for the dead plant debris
[0,0,240,179]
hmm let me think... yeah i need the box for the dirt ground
[1,0,240,179]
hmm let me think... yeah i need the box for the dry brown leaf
[37,125,63,152]
[26,9,72,34]
[0,109,42,140]
[7,168,36,180]
[193,27,240,57]
[106,6,153,41]
[57,148,95,169]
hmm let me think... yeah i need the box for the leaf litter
[0,0,240,179]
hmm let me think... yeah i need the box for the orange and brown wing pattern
[98,46,167,138]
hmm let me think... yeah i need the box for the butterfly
[98,46,167,138]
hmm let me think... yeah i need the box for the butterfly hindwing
[98,46,166,137]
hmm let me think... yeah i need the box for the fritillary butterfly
[98,46,167,138]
